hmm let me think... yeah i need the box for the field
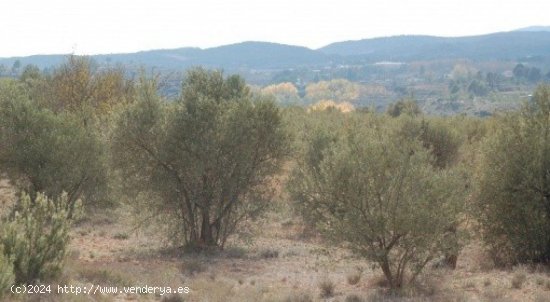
[3,177,550,302]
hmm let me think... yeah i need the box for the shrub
[0,93,108,215]
[290,117,465,289]
[259,248,279,259]
[111,69,289,249]
[511,272,527,289]
[113,232,129,240]
[161,294,185,302]
[476,85,550,264]
[1,192,81,284]
[318,278,335,298]
[347,271,362,285]
[345,294,365,302]
[0,245,14,299]
[386,98,421,117]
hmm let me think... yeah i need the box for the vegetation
[289,114,466,288]
[0,192,81,284]
[3,55,550,300]
[0,246,14,299]
[386,99,422,117]
[0,85,108,215]
[111,68,289,249]
[476,85,550,265]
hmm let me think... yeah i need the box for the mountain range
[2,28,550,72]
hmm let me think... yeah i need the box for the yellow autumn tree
[261,82,301,105]
[309,100,355,113]
[37,56,134,115]
[305,79,362,104]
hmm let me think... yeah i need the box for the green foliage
[468,79,489,97]
[0,92,109,214]
[289,116,465,288]
[386,99,422,117]
[0,245,14,299]
[1,192,81,284]
[398,118,461,169]
[111,68,289,249]
[476,85,550,265]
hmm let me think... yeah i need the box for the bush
[161,294,185,302]
[386,99,421,117]
[0,246,14,299]
[0,92,108,215]
[476,85,550,264]
[290,116,465,289]
[259,248,279,259]
[111,69,289,249]
[511,272,527,289]
[347,271,362,285]
[1,192,81,284]
[345,294,364,302]
[318,278,335,298]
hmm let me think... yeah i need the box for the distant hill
[3,30,550,72]
[319,31,550,61]
[0,42,330,71]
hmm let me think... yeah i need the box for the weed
[79,268,133,287]
[113,232,130,240]
[345,294,364,302]
[260,248,279,259]
[511,272,527,289]
[347,271,362,285]
[181,259,205,276]
[225,246,247,259]
[318,278,335,298]
[161,293,185,302]
[283,291,313,302]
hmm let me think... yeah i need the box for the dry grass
[511,271,527,289]
[345,294,365,302]
[3,178,550,302]
[282,291,314,302]
[347,270,362,285]
[161,294,186,302]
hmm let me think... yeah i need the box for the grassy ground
[2,179,550,302]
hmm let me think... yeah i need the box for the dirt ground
[2,180,550,302]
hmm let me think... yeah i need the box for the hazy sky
[1,0,548,57]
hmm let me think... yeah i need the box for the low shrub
[1,192,81,284]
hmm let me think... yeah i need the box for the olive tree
[0,82,108,215]
[386,99,422,117]
[289,116,464,288]
[476,85,550,264]
[111,69,288,249]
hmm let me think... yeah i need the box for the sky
[1,0,549,57]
